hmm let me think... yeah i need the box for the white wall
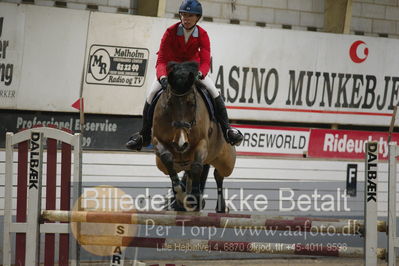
[1,0,398,38]
[165,0,399,39]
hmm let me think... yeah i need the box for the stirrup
[226,128,243,146]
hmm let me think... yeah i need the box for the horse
[151,61,236,212]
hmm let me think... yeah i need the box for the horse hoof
[215,206,229,213]
[169,198,186,211]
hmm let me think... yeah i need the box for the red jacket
[156,22,211,79]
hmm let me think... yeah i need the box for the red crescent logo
[349,40,368,63]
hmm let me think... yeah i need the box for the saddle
[150,84,216,123]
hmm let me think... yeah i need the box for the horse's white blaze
[178,130,186,147]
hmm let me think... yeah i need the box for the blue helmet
[179,0,202,16]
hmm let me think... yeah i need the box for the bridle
[168,84,198,132]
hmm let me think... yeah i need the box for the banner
[209,26,399,126]
[0,3,24,109]
[1,110,397,161]
[307,128,399,160]
[0,3,89,112]
[82,11,399,125]
[0,110,143,150]
[82,12,163,115]
[235,125,309,157]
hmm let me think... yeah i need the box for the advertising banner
[0,3,24,109]
[307,128,399,160]
[235,125,309,157]
[1,109,395,161]
[82,12,399,126]
[0,3,89,112]
[86,44,149,87]
[0,110,143,150]
[208,25,399,126]
[82,12,166,115]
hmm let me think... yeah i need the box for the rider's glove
[197,71,204,80]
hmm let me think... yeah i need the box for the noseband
[169,85,193,97]
[172,120,195,129]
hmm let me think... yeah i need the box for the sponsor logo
[29,132,42,189]
[366,142,378,202]
[86,44,149,87]
[349,40,368,63]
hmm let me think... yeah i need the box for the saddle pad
[196,85,216,121]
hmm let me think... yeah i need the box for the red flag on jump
[71,98,84,111]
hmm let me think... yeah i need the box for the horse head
[164,61,199,153]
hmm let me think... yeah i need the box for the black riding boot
[214,96,243,146]
[126,102,152,151]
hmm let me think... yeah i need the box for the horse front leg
[153,137,186,207]
[214,169,227,213]
[189,139,208,211]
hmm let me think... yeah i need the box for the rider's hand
[197,71,204,80]
[160,77,168,89]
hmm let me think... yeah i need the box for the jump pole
[42,209,386,235]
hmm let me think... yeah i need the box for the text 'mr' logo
[349,40,368,63]
[89,48,111,81]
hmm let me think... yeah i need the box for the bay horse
[152,61,236,212]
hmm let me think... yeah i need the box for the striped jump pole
[42,209,387,235]
[77,235,386,259]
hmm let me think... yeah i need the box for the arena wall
[1,0,399,39]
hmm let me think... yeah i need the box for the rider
[126,0,243,151]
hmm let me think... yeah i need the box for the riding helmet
[179,0,202,16]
